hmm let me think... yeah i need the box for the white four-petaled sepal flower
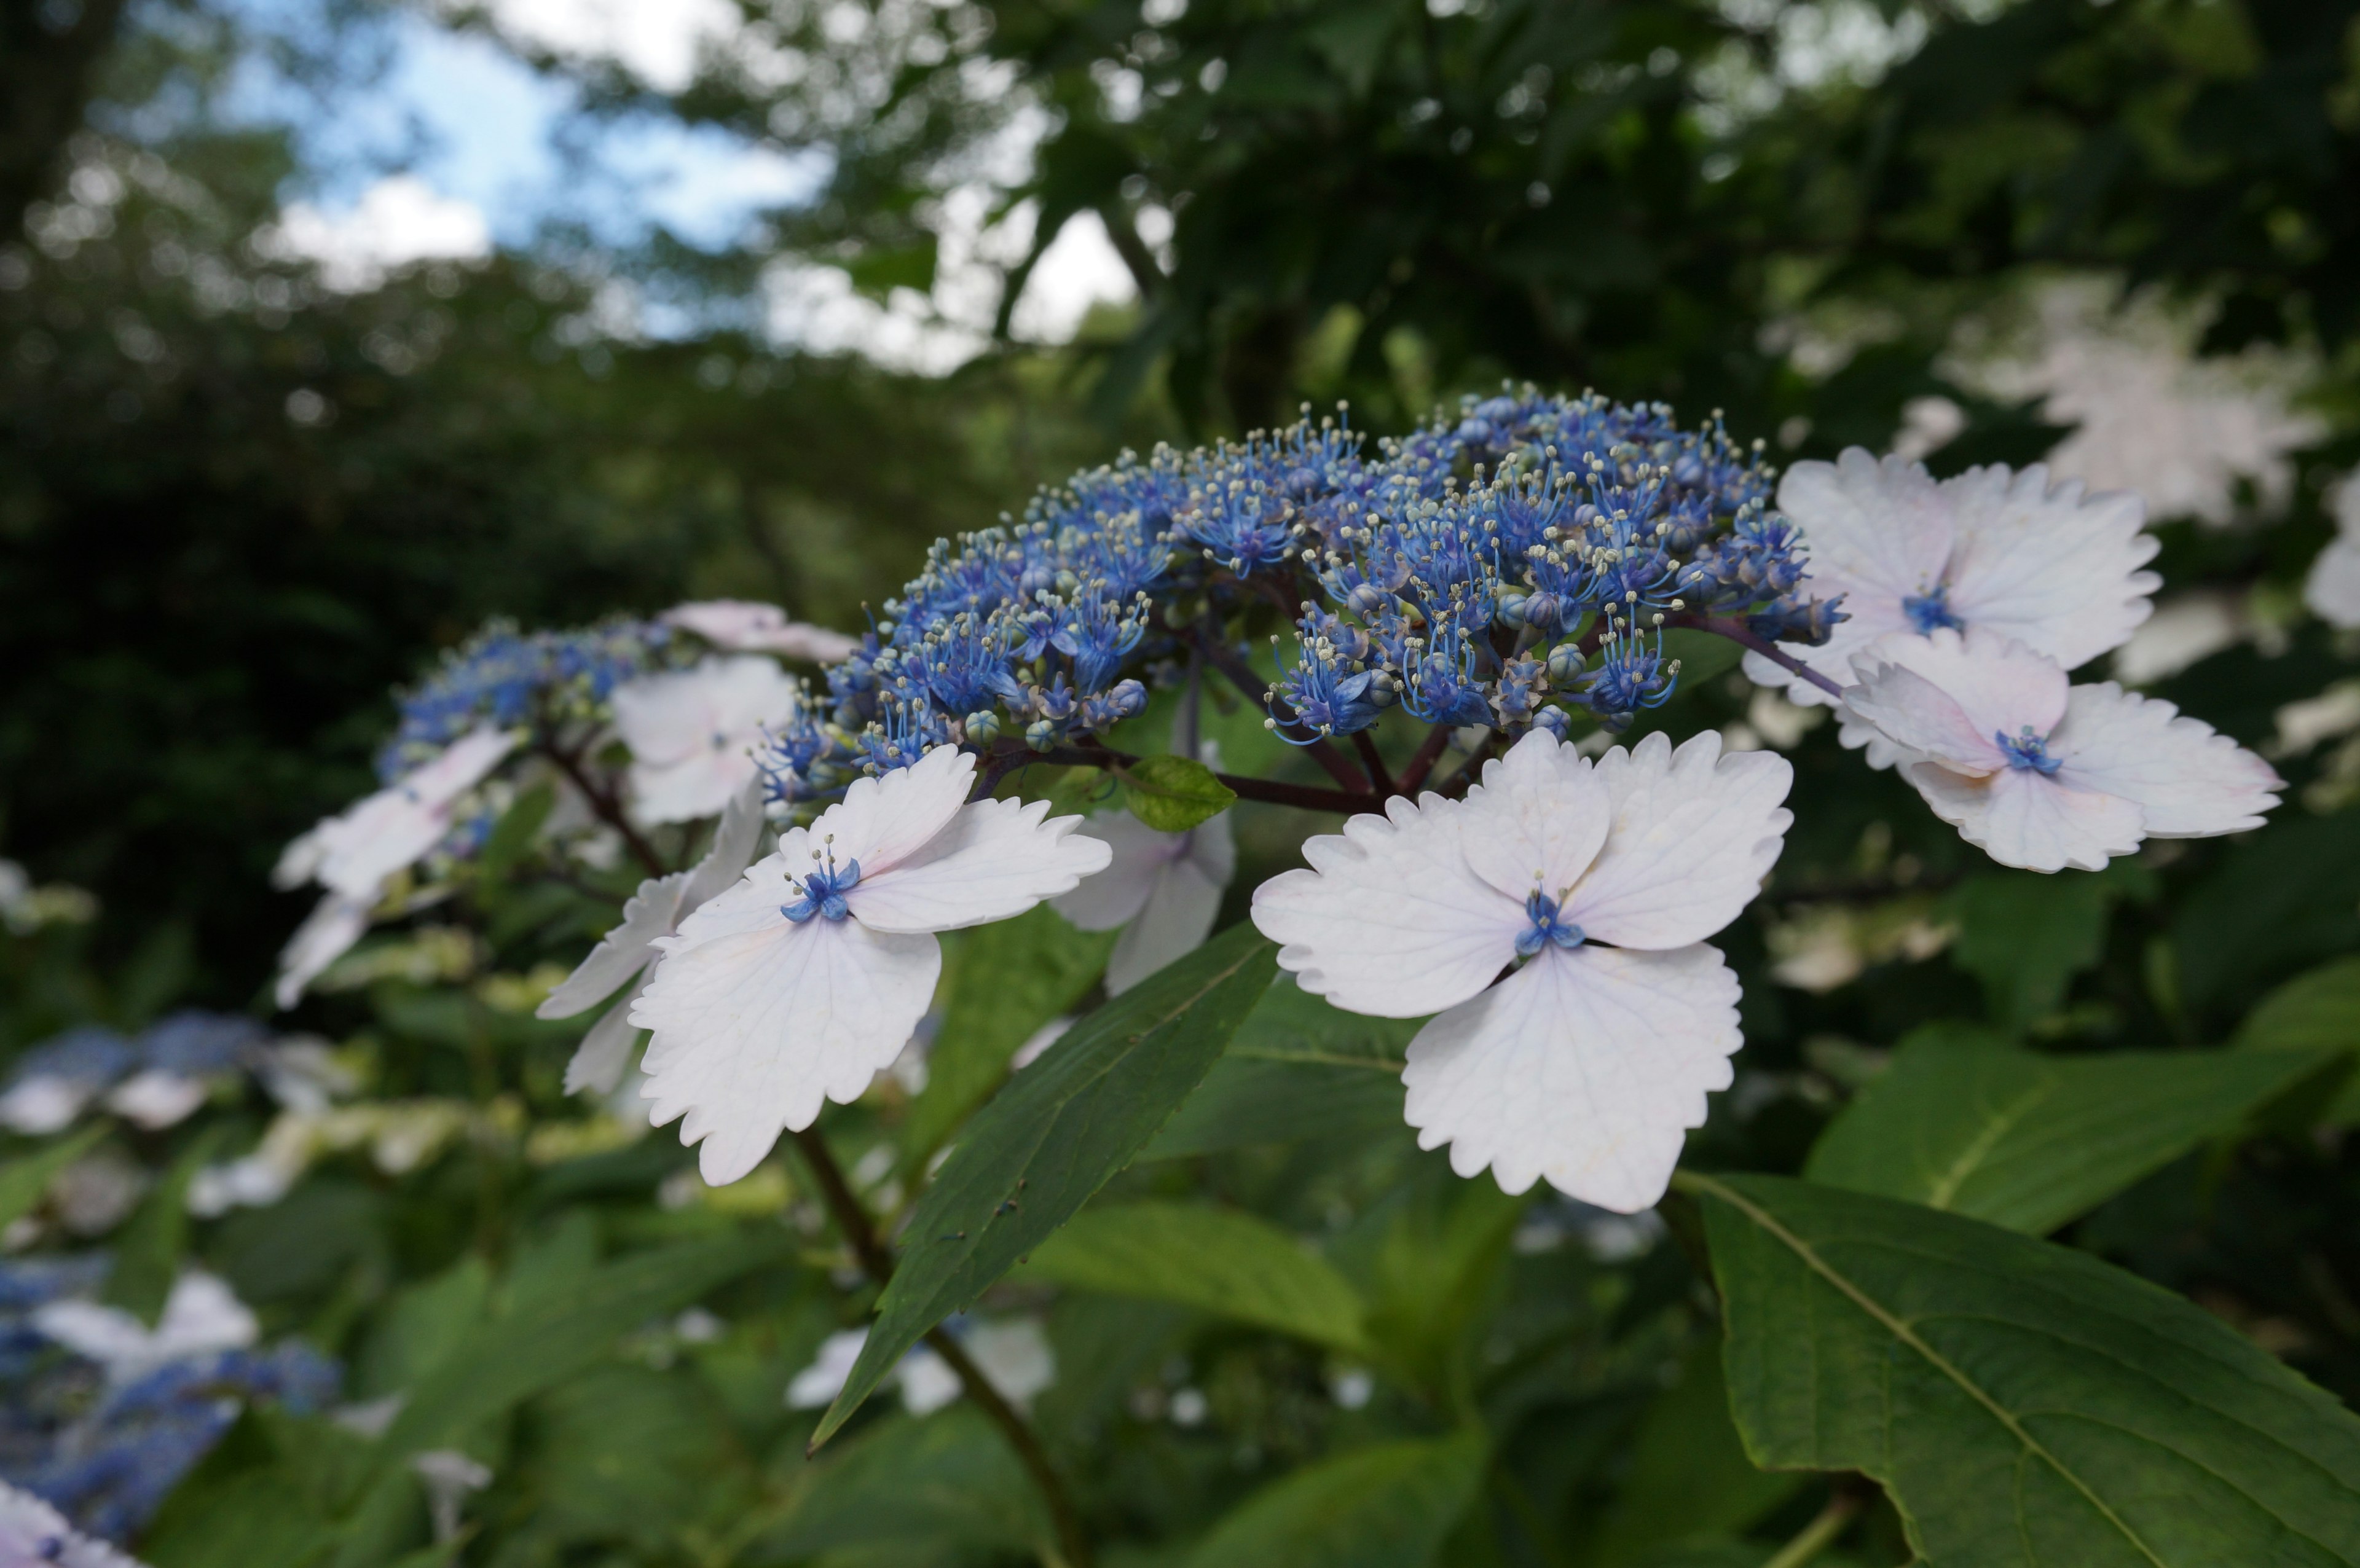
[1053,745,1237,994]
[278,726,521,900]
[273,895,374,1011]
[1749,450,2159,747]
[1250,729,1793,1213]
[629,745,1112,1185]
[537,778,770,1096]
[612,654,803,825]
[661,599,860,664]
[1841,627,2281,873]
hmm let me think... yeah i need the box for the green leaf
[1022,1201,1370,1353]
[365,1234,780,1480]
[816,922,1277,1448]
[902,903,1115,1162]
[105,1123,230,1323]
[1181,1431,1487,1568]
[1803,1032,2335,1234]
[475,781,554,881]
[1941,866,2146,1029]
[1590,1343,1798,1566]
[2237,956,2360,1124]
[1689,1172,2360,1567]
[1141,974,1414,1159]
[0,1124,106,1233]
[757,1406,1052,1561]
[1120,754,1237,831]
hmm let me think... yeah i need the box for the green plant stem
[539,740,668,878]
[1760,1487,1866,1568]
[789,1127,1095,1568]
[1393,723,1453,795]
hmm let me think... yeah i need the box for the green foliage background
[2,0,2358,1562]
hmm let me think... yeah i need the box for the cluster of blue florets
[1,1013,272,1110]
[748,388,1838,802]
[379,617,680,778]
[0,1260,338,1542]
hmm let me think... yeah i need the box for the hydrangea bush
[6,390,2360,1567]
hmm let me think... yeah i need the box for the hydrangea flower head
[1840,627,2281,872]
[1250,729,1792,1211]
[535,779,769,1095]
[629,745,1111,1183]
[277,726,520,902]
[1750,450,2160,741]
[612,655,803,825]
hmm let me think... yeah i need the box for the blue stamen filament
[784,841,862,923]
[1902,585,1963,635]
[1996,726,2063,776]
[1516,888,1587,958]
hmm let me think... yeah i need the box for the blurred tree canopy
[4,0,2358,989]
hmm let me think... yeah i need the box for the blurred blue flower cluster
[379,617,680,777]
[759,388,1839,802]
[0,1261,337,1543]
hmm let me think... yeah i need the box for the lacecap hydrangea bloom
[611,655,801,825]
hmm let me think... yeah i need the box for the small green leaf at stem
[1119,754,1237,831]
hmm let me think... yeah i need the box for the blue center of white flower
[783,844,862,923]
[1903,586,1963,634]
[1516,889,1587,957]
[1996,726,2063,775]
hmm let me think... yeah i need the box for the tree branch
[790,1127,1093,1568]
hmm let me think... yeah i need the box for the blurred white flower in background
[0,1480,146,1567]
[612,656,801,825]
[2304,474,2360,630]
[31,1272,258,1384]
[661,600,859,663]
[785,1317,1055,1417]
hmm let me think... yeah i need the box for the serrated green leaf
[1689,1171,2360,1568]
[0,1123,105,1233]
[1804,1032,2334,1234]
[364,1234,780,1480]
[2237,955,2360,1123]
[1182,1430,1487,1568]
[1022,1201,1369,1352]
[902,903,1115,1163]
[815,922,1276,1448]
[1120,753,1237,831]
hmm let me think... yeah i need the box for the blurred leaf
[1804,1031,2336,1233]
[365,1234,782,1479]
[356,1256,491,1400]
[1335,1164,1524,1394]
[843,237,938,297]
[1181,1430,1487,1568]
[1941,866,2144,1029]
[903,904,1115,1162]
[1591,1343,1797,1565]
[1143,975,1415,1159]
[2174,809,2360,1018]
[1659,629,1745,688]
[750,1406,1050,1562]
[0,1123,105,1232]
[1692,1172,2360,1567]
[143,1468,339,1568]
[529,1365,752,1546]
[1120,755,1237,832]
[2237,955,2360,1124]
[104,1123,229,1323]
[817,922,1276,1448]
[1023,1201,1370,1352]
[475,782,554,882]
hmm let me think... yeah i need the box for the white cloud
[460,0,744,93]
[261,174,492,291]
